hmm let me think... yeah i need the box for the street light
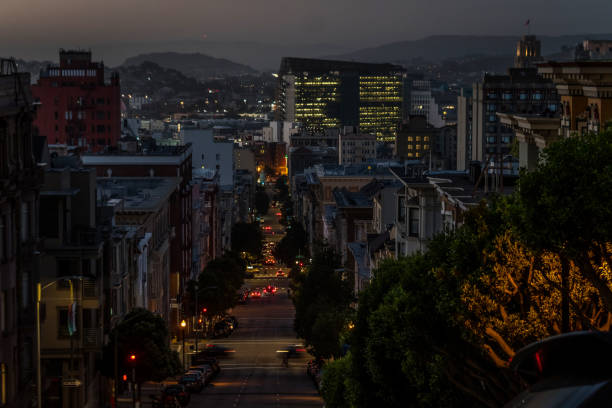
[180,320,187,368]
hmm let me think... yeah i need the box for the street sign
[62,378,82,387]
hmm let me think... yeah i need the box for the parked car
[162,384,190,406]
[179,375,203,393]
[213,321,233,338]
[504,331,612,407]
[191,357,221,373]
[276,270,285,277]
[224,315,238,329]
[151,394,180,408]
[187,366,214,385]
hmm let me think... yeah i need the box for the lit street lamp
[180,320,187,368]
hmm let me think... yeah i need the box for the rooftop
[97,177,180,212]
[279,57,405,76]
[333,188,372,208]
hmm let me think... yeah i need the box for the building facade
[471,68,558,171]
[338,127,377,165]
[0,61,41,408]
[32,50,121,152]
[395,116,435,161]
[277,58,404,142]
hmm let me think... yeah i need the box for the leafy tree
[254,188,270,215]
[190,254,246,317]
[231,222,263,259]
[517,130,612,313]
[293,247,353,358]
[273,221,307,266]
[102,308,182,397]
[320,354,352,408]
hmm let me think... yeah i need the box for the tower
[515,35,543,68]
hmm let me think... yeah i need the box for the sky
[2,0,612,65]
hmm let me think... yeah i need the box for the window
[409,208,419,237]
[487,103,496,111]
[423,144,429,150]
[96,111,105,120]
[416,136,421,141]
[487,93,498,99]
[519,92,528,100]
[502,136,511,144]
[423,136,429,142]
[54,112,59,120]
[407,136,413,142]
[397,197,406,222]
[488,114,497,122]
[54,125,58,132]
[96,125,105,133]
[502,92,512,100]
[548,104,557,112]
[487,136,496,144]
[415,144,421,150]
[407,145,413,150]
[533,92,543,100]
[96,98,105,105]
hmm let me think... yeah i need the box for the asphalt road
[187,204,322,407]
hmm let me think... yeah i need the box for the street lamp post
[180,320,187,369]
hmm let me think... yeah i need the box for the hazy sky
[2,0,612,63]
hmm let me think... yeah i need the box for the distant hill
[112,61,206,99]
[325,34,612,64]
[121,52,257,80]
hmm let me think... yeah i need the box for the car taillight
[296,348,306,352]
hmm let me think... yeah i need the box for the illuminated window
[423,136,429,142]
[416,144,421,150]
[416,136,421,141]
[407,136,413,142]
[423,144,429,150]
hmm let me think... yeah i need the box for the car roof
[503,380,612,408]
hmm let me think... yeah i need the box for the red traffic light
[122,374,128,381]
[202,308,208,313]
[129,354,136,361]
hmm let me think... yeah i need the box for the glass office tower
[278,58,405,142]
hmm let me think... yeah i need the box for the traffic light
[198,318,203,324]
[202,307,207,313]
[128,354,136,363]
[122,374,128,381]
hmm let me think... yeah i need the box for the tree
[102,308,182,398]
[517,130,612,314]
[254,188,270,215]
[272,221,307,266]
[188,254,246,318]
[231,222,263,259]
[292,247,353,358]
[320,354,352,408]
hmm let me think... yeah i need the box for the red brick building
[32,49,120,152]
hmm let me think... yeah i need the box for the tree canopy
[254,188,270,215]
[272,221,308,266]
[292,247,353,359]
[231,222,263,260]
[320,130,612,408]
[102,308,182,384]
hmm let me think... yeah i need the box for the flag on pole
[525,19,530,26]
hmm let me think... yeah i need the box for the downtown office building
[276,58,405,142]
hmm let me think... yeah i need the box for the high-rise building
[514,35,543,68]
[471,68,558,171]
[277,58,405,142]
[499,61,612,170]
[456,88,473,170]
[32,49,121,152]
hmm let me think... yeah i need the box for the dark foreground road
[188,280,323,408]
